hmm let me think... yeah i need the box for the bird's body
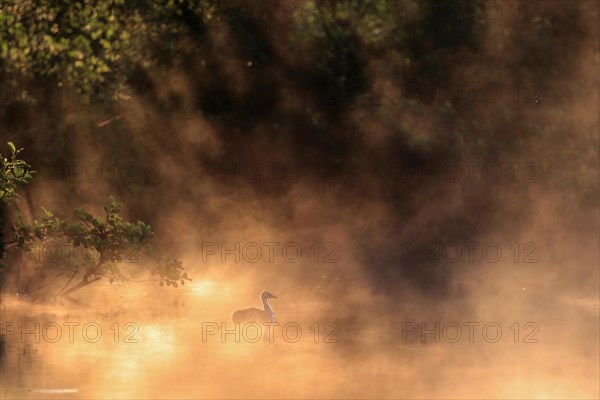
[231,307,274,323]
[232,291,277,324]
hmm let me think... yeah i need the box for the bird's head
[261,291,278,300]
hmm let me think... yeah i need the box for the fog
[0,0,598,398]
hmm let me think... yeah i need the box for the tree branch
[55,270,78,296]
[60,275,102,296]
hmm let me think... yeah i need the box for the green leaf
[7,142,16,153]
[65,224,86,235]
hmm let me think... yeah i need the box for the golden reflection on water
[0,279,598,399]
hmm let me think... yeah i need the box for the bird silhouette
[232,291,278,324]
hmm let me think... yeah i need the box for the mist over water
[1,0,598,398]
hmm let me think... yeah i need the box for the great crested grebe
[232,291,278,323]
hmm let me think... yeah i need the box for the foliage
[0,141,188,298]
[12,196,189,298]
[0,141,35,268]
[0,0,214,97]
[1,0,399,105]
[0,142,35,204]
[2,0,128,91]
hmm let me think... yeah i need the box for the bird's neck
[261,297,273,313]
